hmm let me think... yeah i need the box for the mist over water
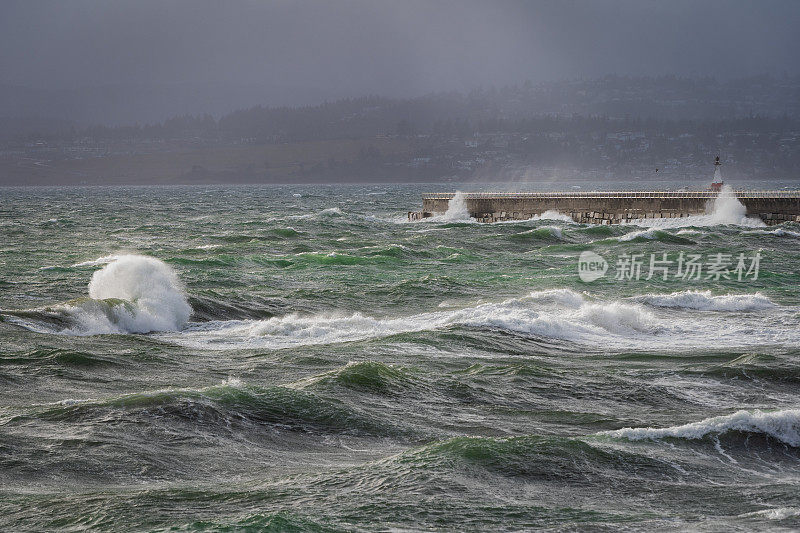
[1,184,800,531]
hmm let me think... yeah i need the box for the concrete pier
[409,191,800,225]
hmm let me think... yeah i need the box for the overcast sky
[1,0,799,109]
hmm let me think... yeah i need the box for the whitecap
[616,228,660,241]
[635,290,776,312]
[740,507,800,520]
[517,225,563,238]
[747,228,800,238]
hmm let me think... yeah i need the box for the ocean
[1,184,800,531]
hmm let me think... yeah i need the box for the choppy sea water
[1,184,800,531]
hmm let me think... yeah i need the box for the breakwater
[409,191,800,225]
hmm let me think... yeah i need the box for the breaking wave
[616,228,661,241]
[156,285,800,351]
[511,225,563,240]
[168,289,659,350]
[602,409,800,447]
[709,184,749,225]
[739,507,800,520]
[289,207,344,220]
[749,227,800,238]
[5,255,190,335]
[614,228,694,243]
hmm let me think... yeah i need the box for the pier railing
[422,190,800,200]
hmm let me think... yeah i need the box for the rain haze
[1,0,799,123]
[0,1,799,185]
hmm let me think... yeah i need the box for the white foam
[636,290,776,312]
[602,409,800,447]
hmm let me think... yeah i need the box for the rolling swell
[293,361,417,395]
[698,352,800,383]
[397,434,676,481]
[188,292,282,322]
[0,347,119,367]
[9,380,401,437]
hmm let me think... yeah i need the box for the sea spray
[624,183,764,228]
